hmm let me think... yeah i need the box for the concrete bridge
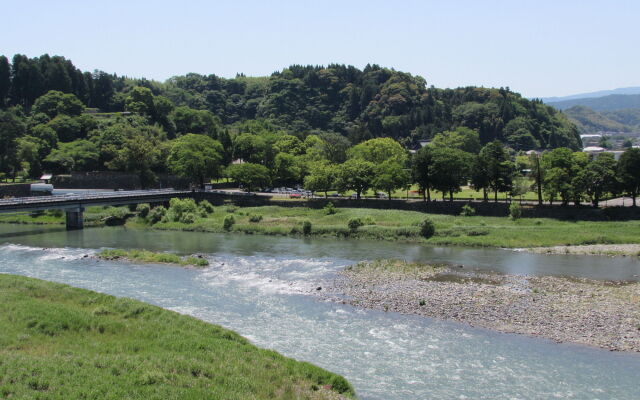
[0,189,192,230]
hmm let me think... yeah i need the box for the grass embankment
[0,274,354,399]
[0,206,129,226]
[97,249,209,267]
[136,204,640,248]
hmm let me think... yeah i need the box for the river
[1,225,639,399]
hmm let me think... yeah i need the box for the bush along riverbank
[126,199,640,249]
[318,260,640,352]
[0,274,355,399]
[96,249,209,267]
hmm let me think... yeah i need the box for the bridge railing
[0,189,187,208]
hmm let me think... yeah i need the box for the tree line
[0,53,581,151]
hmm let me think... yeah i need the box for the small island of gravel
[319,259,640,352]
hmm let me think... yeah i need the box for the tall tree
[373,160,410,199]
[303,162,336,198]
[168,134,224,187]
[575,153,618,207]
[477,141,514,202]
[411,146,434,201]
[336,158,376,199]
[0,56,10,107]
[430,147,473,201]
[618,148,640,206]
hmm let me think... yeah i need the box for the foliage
[98,249,208,267]
[336,158,376,199]
[198,200,215,215]
[509,202,522,220]
[430,127,481,154]
[348,137,408,164]
[223,214,235,230]
[347,217,364,231]
[148,206,166,224]
[460,204,476,216]
[373,160,410,198]
[226,162,271,192]
[136,203,150,218]
[168,134,224,186]
[474,141,514,202]
[302,220,312,235]
[429,147,473,200]
[323,202,337,215]
[419,218,435,238]
[618,148,640,206]
[249,214,263,222]
[304,162,337,197]
[166,198,198,223]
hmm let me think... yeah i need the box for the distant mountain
[546,94,640,112]
[603,108,640,129]
[541,87,640,103]
[563,106,632,134]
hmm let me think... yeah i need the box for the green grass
[0,206,129,226]
[136,204,640,248]
[97,249,209,267]
[0,274,354,399]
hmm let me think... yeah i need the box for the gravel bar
[318,260,640,352]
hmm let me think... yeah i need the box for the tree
[43,140,100,173]
[226,163,271,192]
[430,147,473,201]
[303,162,337,198]
[317,132,351,163]
[32,90,84,118]
[348,137,407,165]
[529,152,544,205]
[232,133,267,164]
[618,148,640,206]
[541,148,581,206]
[0,56,10,107]
[576,153,618,207]
[106,126,166,188]
[272,152,302,186]
[0,109,25,178]
[412,146,433,201]
[335,158,376,199]
[16,136,44,178]
[168,134,224,187]
[430,127,481,154]
[476,141,514,202]
[373,160,410,199]
[125,86,155,115]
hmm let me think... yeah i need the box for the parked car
[289,193,302,198]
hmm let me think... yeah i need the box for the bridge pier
[65,207,84,230]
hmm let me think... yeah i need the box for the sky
[2,0,639,98]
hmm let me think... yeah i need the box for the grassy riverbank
[323,260,640,352]
[133,204,640,249]
[97,249,209,267]
[0,274,354,399]
[0,206,129,226]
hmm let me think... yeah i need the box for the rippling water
[0,226,639,399]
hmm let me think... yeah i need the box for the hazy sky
[2,0,638,98]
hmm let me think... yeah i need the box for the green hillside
[563,105,632,133]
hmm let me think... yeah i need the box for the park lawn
[141,205,640,248]
[0,274,354,400]
[319,184,539,201]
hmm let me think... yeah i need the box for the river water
[1,225,639,399]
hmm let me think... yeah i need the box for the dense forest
[1,53,598,202]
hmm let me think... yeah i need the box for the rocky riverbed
[525,244,640,257]
[317,260,640,352]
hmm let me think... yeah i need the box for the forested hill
[0,53,580,150]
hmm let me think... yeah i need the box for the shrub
[180,212,196,224]
[249,214,263,223]
[225,205,238,213]
[136,203,150,218]
[223,215,235,231]
[148,206,166,224]
[302,220,312,235]
[46,209,63,218]
[347,218,363,231]
[460,204,475,216]
[198,200,215,215]
[106,207,130,220]
[509,202,522,220]
[168,198,197,222]
[323,202,336,215]
[362,216,376,225]
[419,218,435,238]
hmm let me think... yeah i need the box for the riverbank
[318,260,640,352]
[0,274,354,399]
[133,204,640,249]
[524,244,640,257]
